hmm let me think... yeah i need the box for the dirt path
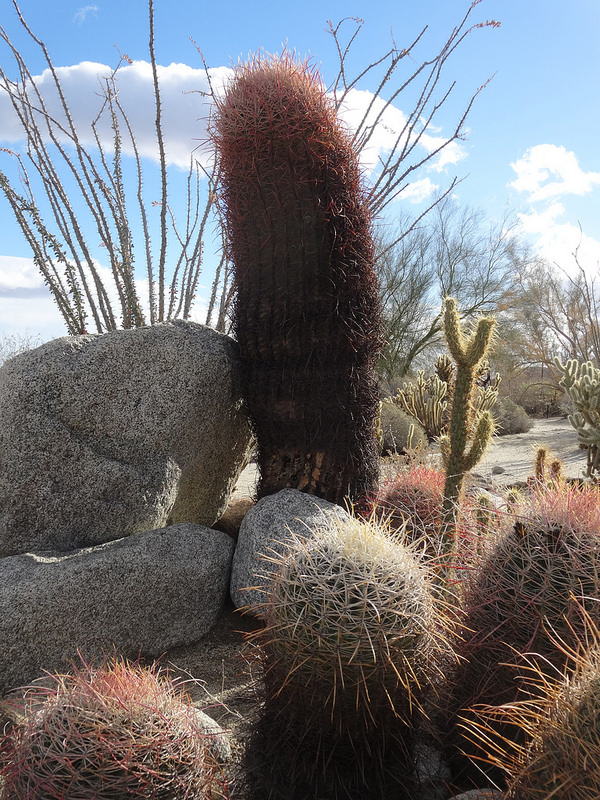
[473,416,588,486]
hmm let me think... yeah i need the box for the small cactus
[0,655,226,799]
[243,514,452,799]
[372,464,446,555]
[379,398,427,455]
[394,369,449,442]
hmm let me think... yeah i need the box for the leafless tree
[500,246,600,397]
[0,0,499,335]
[377,197,525,381]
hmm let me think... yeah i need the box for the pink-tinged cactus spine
[211,53,383,506]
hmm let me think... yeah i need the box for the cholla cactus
[555,356,600,478]
[243,514,452,800]
[395,370,449,442]
[438,297,496,557]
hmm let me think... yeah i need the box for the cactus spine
[555,356,600,479]
[439,297,496,556]
[211,54,383,506]
[244,515,450,799]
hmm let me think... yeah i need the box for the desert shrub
[380,399,427,454]
[494,396,534,436]
[0,656,226,799]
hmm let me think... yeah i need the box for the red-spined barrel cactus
[211,54,383,506]
[462,620,600,800]
[441,480,600,790]
[0,656,226,799]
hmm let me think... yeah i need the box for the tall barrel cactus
[211,54,383,506]
[439,297,496,554]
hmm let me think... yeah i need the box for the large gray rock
[0,321,251,556]
[230,489,350,613]
[0,523,234,693]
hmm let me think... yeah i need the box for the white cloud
[0,252,211,339]
[0,61,465,188]
[0,61,233,169]
[401,178,439,204]
[336,87,467,179]
[0,255,45,291]
[509,144,600,202]
[518,202,600,275]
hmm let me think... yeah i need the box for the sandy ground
[233,417,589,497]
[472,416,588,486]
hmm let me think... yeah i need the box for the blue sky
[1,0,599,340]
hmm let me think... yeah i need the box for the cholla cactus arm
[555,357,600,478]
[463,410,494,472]
[440,297,496,559]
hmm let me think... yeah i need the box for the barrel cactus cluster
[2,49,600,800]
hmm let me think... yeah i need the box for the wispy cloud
[509,144,600,202]
[73,6,99,25]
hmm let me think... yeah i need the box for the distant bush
[379,400,427,454]
[0,332,42,366]
[494,396,533,436]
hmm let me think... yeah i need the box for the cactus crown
[252,514,448,706]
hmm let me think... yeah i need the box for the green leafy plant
[0,655,227,799]
[494,396,533,436]
[211,53,383,506]
[242,514,452,800]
